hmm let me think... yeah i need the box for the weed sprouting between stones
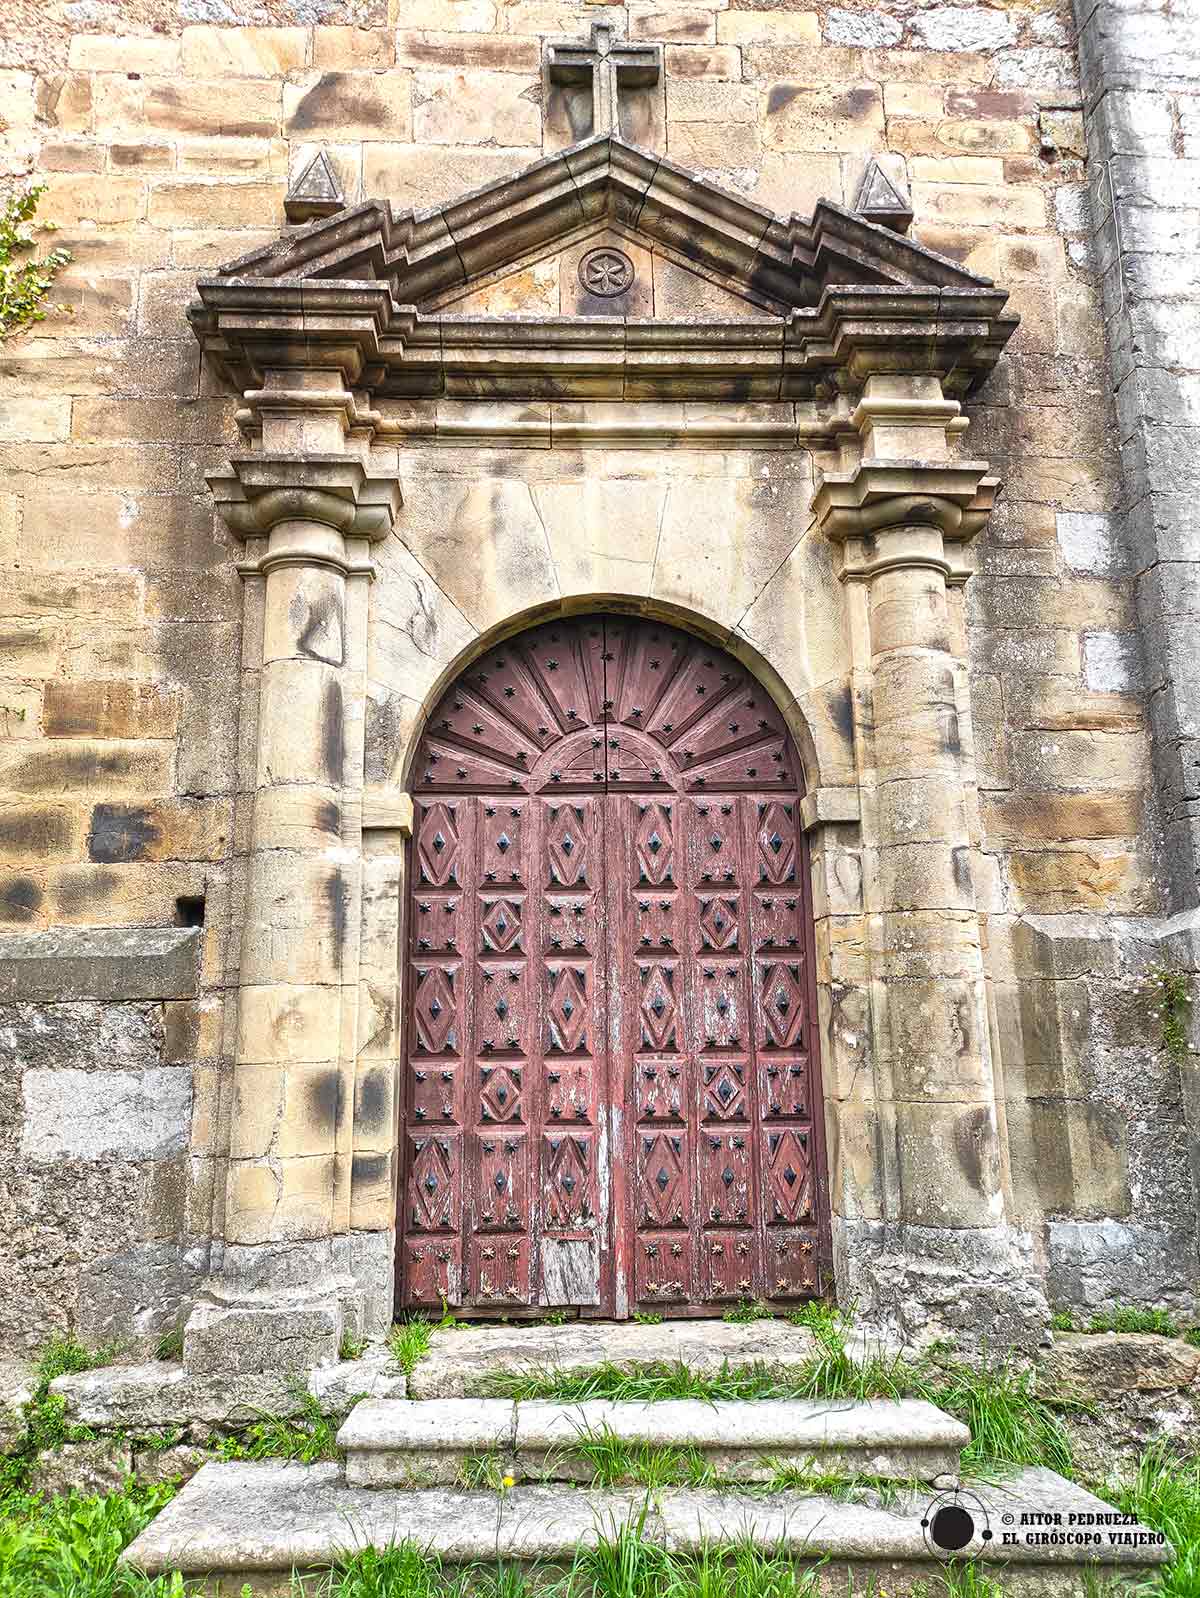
[556,1421,716,1491]
[1104,1442,1200,1598]
[0,1338,118,1507]
[389,1317,434,1378]
[215,1390,343,1466]
[722,1298,776,1325]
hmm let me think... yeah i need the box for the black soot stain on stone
[953,1105,992,1194]
[287,73,380,135]
[356,1067,389,1131]
[943,710,962,756]
[951,843,973,897]
[829,683,855,744]
[767,83,801,115]
[325,866,348,960]
[317,800,342,837]
[88,803,161,863]
[296,591,345,667]
[0,876,42,920]
[308,1067,344,1131]
[322,678,345,785]
[351,1152,389,1188]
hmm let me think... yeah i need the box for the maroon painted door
[398,615,829,1317]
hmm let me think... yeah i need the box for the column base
[183,1232,395,1375]
[834,1219,1051,1357]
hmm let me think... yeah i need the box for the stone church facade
[0,0,1197,1371]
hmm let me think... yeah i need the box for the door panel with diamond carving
[401,615,828,1316]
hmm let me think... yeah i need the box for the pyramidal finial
[855,158,913,235]
[285,148,346,225]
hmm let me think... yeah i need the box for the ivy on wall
[0,184,70,341]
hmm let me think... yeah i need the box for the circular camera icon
[920,1489,994,1559]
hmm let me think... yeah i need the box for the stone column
[814,375,1049,1350]
[185,417,400,1373]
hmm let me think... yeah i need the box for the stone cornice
[191,283,1015,407]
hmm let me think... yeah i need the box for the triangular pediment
[214,133,993,319]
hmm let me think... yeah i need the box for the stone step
[121,1459,1171,1597]
[337,1396,968,1488]
[401,1317,898,1399]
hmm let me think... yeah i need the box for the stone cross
[546,24,663,138]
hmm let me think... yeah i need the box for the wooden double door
[398,615,829,1317]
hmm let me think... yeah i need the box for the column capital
[207,455,402,578]
[813,460,998,584]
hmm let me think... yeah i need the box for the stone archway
[397,612,830,1319]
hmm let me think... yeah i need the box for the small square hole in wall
[175,895,206,928]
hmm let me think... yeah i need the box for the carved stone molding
[188,133,1018,407]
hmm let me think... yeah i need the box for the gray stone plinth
[51,1354,404,1431]
[184,1298,341,1377]
[0,927,201,1002]
[405,1318,870,1399]
[121,1461,1170,1596]
[0,1360,33,1454]
[30,1439,132,1498]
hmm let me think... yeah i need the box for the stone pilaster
[815,375,1049,1352]
[185,376,400,1373]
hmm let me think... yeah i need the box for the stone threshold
[121,1460,1170,1598]
[338,1396,966,1488]
[401,1317,897,1399]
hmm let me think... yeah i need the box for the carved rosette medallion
[579,246,635,298]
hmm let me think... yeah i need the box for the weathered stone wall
[0,0,1195,1341]
[0,928,210,1354]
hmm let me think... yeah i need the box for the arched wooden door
[397,614,830,1318]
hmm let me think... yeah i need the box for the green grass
[560,1422,716,1490]
[1104,1442,1200,1598]
[215,1391,342,1465]
[476,1348,910,1407]
[456,1450,513,1492]
[784,1301,846,1339]
[0,1338,118,1507]
[1185,1330,1200,1350]
[1050,1310,1075,1332]
[722,1299,775,1325]
[151,1328,183,1363]
[914,1361,1076,1479]
[760,1459,924,1509]
[631,1312,663,1325]
[0,1482,181,1597]
[390,1317,433,1377]
[1085,1307,1182,1338]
